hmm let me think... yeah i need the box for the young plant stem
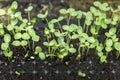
[45,18,49,24]
[57,22,63,32]
[116,51,120,59]
[86,48,89,55]
[78,46,81,55]
[28,41,31,50]
[28,12,31,23]
[86,25,89,33]
[23,46,27,52]
[32,41,34,51]
[82,47,85,56]
[83,22,86,32]
[78,19,80,26]
[67,15,71,25]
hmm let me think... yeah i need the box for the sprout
[100,55,107,63]
[78,71,86,77]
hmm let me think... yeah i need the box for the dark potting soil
[0,0,120,80]
[0,51,120,80]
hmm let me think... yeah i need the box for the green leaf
[37,14,46,19]
[14,33,22,39]
[35,46,42,54]
[71,34,78,39]
[70,11,78,17]
[100,55,107,63]
[45,10,48,17]
[21,40,28,46]
[11,18,18,25]
[96,44,104,52]
[77,11,82,19]
[12,40,21,46]
[105,39,113,47]
[48,22,54,29]
[105,32,111,37]
[58,16,64,21]
[58,54,64,59]
[4,51,13,58]
[49,39,56,46]
[69,48,76,53]
[87,37,95,43]
[25,5,33,12]
[15,12,21,17]
[32,35,40,42]
[22,33,30,40]
[81,33,88,39]
[28,28,35,37]
[0,9,6,15]
[0,23,3,28]
[67,8,75,13]
[44,28,50,35]
[93,1,101,7]
[1,43,9,50]
[0,29,4,36]
[109,27,116,35]
[62,25,69,31]
[77,26,83,34]
[54,31,61,37]
[114,42,120,51]
[78,72,86,77]
[4,34,11,42]
[50,19,58,23]
[97,52,103,57]
[105,46,112,52]
[11,1,18,10]
[59,9,68,14]
[86,12,93,20]
[39,52,46,60]
[7,24,14,31]
[43,42,49,46]
[85,42,90,46]
[90,26,97,35]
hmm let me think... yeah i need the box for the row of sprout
[0,1,120,63]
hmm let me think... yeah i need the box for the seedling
[35,46,46,60]
[78,71,86,77]
[1,34,13,58]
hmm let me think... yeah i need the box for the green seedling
[1,34,13,58]
[78,71,86,77]
[15,71,21,76]
[35,46,46,60]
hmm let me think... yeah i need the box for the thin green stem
[57,22,63,32]
[32,41,34,51]
[28,12,31,23]
[78,19,80,26]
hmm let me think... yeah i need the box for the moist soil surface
[0,0,120,80]
[0,51,120,80]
